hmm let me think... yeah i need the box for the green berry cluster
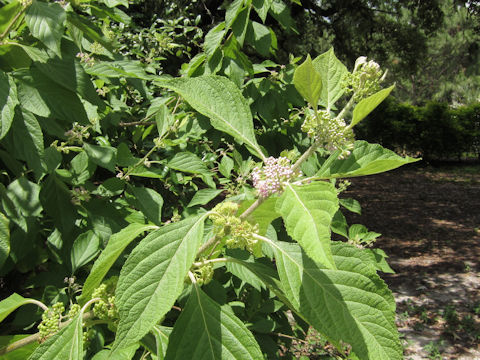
[38,303,64,341]
[209,202,262,257]
[301,109,355,157]
[67,304,81,319]
[343,57,385,101]
[191,259,214,286]
[91,279,118,321]
[83,328,95,348]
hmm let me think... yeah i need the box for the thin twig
[0,4,27,41]
[119,121,155,127]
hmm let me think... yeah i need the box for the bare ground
[343,163,480,359]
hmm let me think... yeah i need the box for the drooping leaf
[70,231,101,274]
[187,188,223,207]
[151,326,171,360]
[159,76,264,159]
[66,12,115,54]
[316,141,421,178]
[205,22,225,59]
[293,54,322,108]
[351,85,395,127]
[25,1,66,56]
[275,182,338,269]
[129,186,164,225]
[269,240,402,360]
[28,314,83,360]
[0,72,18,140]
[85,60,152,80]
[339,198,361,214]
[0,212,9,268]
[112,215,206,352]
[252,0,273,23]
[35,56,102,106]
[39,174,77,235]
[83,143,117,172]
[312,48,348,110]
[246,21,272,57]
[225,0,244,28]
[164,284,263,360]
[78,223,156,305]
[0,293,33,323]
[3,110,44,179]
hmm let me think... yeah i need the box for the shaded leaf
[70,231,101,274]
[129,186,164,225]
[0,72,18,139]
[0,212,9,268]
[159,76,264,159]
[83,143,117,172]
[112,215,206,352]
[164,284,263,360]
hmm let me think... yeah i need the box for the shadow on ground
[343,164,480,359]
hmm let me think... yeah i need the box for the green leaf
[351,85,395,127]
[268,240,402,360]
[246,21,272,57]
[0,334,38,360]
[0,293,32,323]
[275,182,338,269]
[39,174,77,235]
[219,155,234,178]
[28,314,83,360]
[83,143,117,172]
[312,48,348,110]
[238,197,279,236]
[14,68,89,124]
[316,141,421,178]
[78,223,156,305]
[187,189,223,207]
[167,151,214,188]
[0,72,18,140]
[25,1,66,56]
[0,1,23,35]
[3,110,44,179]
[363,248,395,274]
[0,212,9,268]
[293,55,322,108]
[35,56,102,106]
[66,12,115,54]
[164,284,263,360]
[159,76,264,159]
[252,0,273,23]
[151,326,171,360]
[330,210,348,238]
[225,0,244,28]
[205,22,225,59]
[6,177,42,218]
[70,231,101,274]
[85,60,152,80]
[339,198,361,214]
[112,215,206,352]
[129,186,164,225]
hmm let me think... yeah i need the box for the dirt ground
[343,162,480,359]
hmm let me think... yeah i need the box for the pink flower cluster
[251,157,295,197]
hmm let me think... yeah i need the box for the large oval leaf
[112,215,206,352]
[25,1,66,56]
[316,141,420,178]
[159,76,265,159]
[275,182,338,269]
[0,72,18,140]
[165,284,263,360]
[269,240,402,360]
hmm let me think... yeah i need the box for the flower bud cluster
[64,122,90,145]
[191,259,214,286]
[301,109,355,158]
[76,52,95,67]
[92,279,118,321]
[344,57,386,100]
[209,202,262,257]
[38,302,64,341]
[251,157,298,198]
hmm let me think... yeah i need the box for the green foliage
[356,99,480,159]
[0,1,419,359]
